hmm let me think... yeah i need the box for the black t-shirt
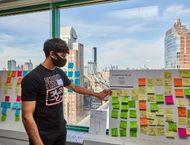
[21,64,71,131]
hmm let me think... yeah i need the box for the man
[21,38,111,145]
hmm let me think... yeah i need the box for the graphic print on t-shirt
[44,74,64,106]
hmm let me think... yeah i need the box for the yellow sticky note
[177,99,187,107]
[178,117,187,125]
[157,127,165,136]
[148,119,157,126]
[165,114,174,122]
[183,78,190,87]
[112,90,120,96]
[147,87,154,94]
[147,112,156,119]
[121,89,130,96]
[155,78,164,86]
[180,70,190,78]
[148,95,155,102]
[140,111,147,117]
[147,79,154,86]
[139,86,146,94]
[165,131,175,138]
[147,127,157,136]
[140,126,148,134]
[165,87,172,95]
[139,95,146,101]
[131,89,138,101]
[164,108,173,114]
[157,117,165,126]
[164,72,172,78]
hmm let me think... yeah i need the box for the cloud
[109,6,159,20]
[163,4,190,18]
[0,33,15,42]
[98,37,165,70]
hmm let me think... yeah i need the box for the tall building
[23,59,33,71]
[60,26,84,124]
[7,59,16,70]
[165,19,190,69]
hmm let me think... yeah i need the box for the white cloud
[0,33,14,42]
[98,37,165,70]
[163,4,190,17]
[110,6,159,20]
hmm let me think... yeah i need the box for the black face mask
[51,53,67,67]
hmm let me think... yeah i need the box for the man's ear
[50,51,57,59]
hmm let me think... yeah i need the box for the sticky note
[112,96,119,104]
[17,70,22,77]
[147,128,157,136]
[147,79,154,86]
[5,96,10,102]
[138,78,146,86]
[15,109,20,116]
[139,101,146,110]
[1,114,7,121]
[5,102,11,108]
[129,110,137,118]
[166,131,175,138]
[178,107,187,117]
[11,71,17,77]
[182,78,190,87]
[113,103,120,109]
[140,110,147,117]
[178,128,187,138]
[150,103,158,112]
[6,77,12,84]
[147,112,156,119]
[148,95,155,102]
[178,99,187,107]
[120,128,127,137]
[2,108,7,115]
[140,117,148,126]
[23,71,28,77]
[184,88,190,97]
[111,128,118,137]
[16,96,21,102]
[111,90,119,96]
[140,126,147,134]
[121,104,128,111]
[165,95,174,105]
[178,117,187,125]
[111,109,118,119]
[157,127,165,136]
[165,87,172,95]
[164,108,173,114]
[156,94,164,103]
[147,87,154,94]
[138,87,146,94]
[155,78,163,86]
[128,100,136,108]
[121,96,129,104]
[68,62,74,69]
[1,102,6,108]
[74,79,80,85]
[164,72,172,78]
[121,90,130,96]
[168,122,177,132]
[17,77,23,85]
[130,130,137,137]
[74,71,80,77]
[165,114,174,122]
[174,78,182,87]
[148,119,157,126]
[157,116,164,126]
[15,115,20,122]
[120,110,128,119]
[130,121,137,130]
[187,127,190,135]
[165,79,172,86]
[120,120,127,129]
[180,70,190,78]
[68,71,73,77]
[175,89,184,98]
[7,71,12,77]
[139,95,146,101]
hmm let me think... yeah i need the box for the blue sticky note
[68,89,73,93]
[15,109,20,116]
[23,71,28,77]
[2,108,7,115]
[75,79,80,85]
[68,62,74,69]
[75,71,80,77]
[12,103,21,110]
[1,102,6,108]
[12,103,17,110]
[68,71,73,77]
[5,102,11,108]
[17,103,21,109]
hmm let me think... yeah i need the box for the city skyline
[0,0,190,70]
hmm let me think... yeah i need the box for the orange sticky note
[178,107,187,117]
[139,101,147,110]
[174,78,182,87]
[140,117,148,126]
[138,78,146,86]
[175,89,184,98]
[6,77,12,84]
[11,71,17,77]
[17,77,23,85]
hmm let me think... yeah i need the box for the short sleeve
[21,75,39,101]
[58,69,71,87]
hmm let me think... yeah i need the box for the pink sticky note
[17,71,23,77]
[5,96,10,102]
[165,95,174,104]
[16,96,21,102]
[178,128,187,138]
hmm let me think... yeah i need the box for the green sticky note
[130,121,137,130]
[112,96,119,104]
[121,96,129,104]
[150,103,158,112]
[130,130,137,137]
[188,109,190,118]
[120,120,127,129]
[184,88,190,97]
[111,109,119,119]
[1,114,7,121]
[120,110,128,119]
[15,115,20,122]
[121,104,128,111]
[129,100,136,108]
[111,128,118,137]
[168,122,177,132]
[156,94,164,103]
[120,128,127,137]
[113,103,120,110]
[129,110,137,118]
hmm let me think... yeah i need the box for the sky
[0,0,190,70]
